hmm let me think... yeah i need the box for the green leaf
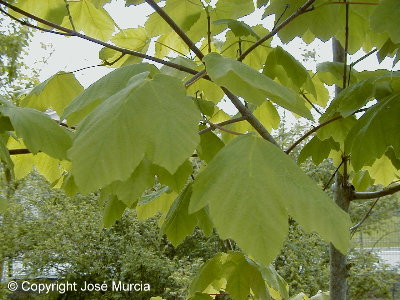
[0,135,14,171]
[345,93,400,171]
[317,62,357,87]
[317,116,357,148]
[1,103,72,160]
[264,46,316,97]
[365,154,399,186]
[12,0,67,25]
[114,159,155,206]
[203,53,312,119]
[63,63,159,125]
[188,293,213,300]
[111,27,149,50]
[136,187,177,221]
[21,72,84,116]
[103,195,127,227]
[321,72,400,121]
[68,74,200,193]
[190,135,350,265]
[161,184,211,246]
[160,57,197,79]
[214,0,255,19]
[377,39,400,63]
[154,160,192,192]
[370,0,400,43]
[213,19,259,38]
[190,252,270,300]
[61,0,115,41]
[298,137,340,165]
[197,129,225,163]
[352,170,374,192]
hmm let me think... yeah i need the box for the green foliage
[2,0,400,298]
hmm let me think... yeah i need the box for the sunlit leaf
[68,74,200,193]
[190,135,350,265]
[203,53,312,119]
[21,72,83,116]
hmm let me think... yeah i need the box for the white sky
[23,1,399,109]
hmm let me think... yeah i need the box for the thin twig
[323,160,344,191]
[206,7,212,54]
[0,0,199,75]
[272,4,290,31]
[350,197,380,236]
[206,120,244,136]
[198,116,248,135]
[329,1,379,5]
[184,69,207,87]
[144,0,204,60]
[285,115,342,154]
[64,0,76,32]
[350,48,378,67]
[302,93,323,115]
[222,87,279,146]
[154,41,189,57]
[238,0,316,61]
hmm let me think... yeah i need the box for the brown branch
[198,116,247,135]
[0,0,199,76]
[222,88,279,146]
[185,69,207,87]
[9,149,31,155]
[352,183,400,200]
[302,93,323,115]
[206,7,212,54]
[144,0,204,60]
[206,120,244,136]
[323,159,344,191]
[285,115,342,154]
[238,0,316,61]
[350,197,380,235]
[351,48,378,67]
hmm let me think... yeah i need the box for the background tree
[0,0,399,299]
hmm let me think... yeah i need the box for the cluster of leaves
[0,0,400,298]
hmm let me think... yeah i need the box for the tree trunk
[330,174,351,300]
[329,39,351,300]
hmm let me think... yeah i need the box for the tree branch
[352,183,400,200]
[9,149,31,155]
[222,88,279,146]
[206,120,244,136]
[0,0,199,75]
[198,116,247,135]
[350,197,380,234]
[285,115,342,154]
[144,0,204,60]
[238,0,316,61]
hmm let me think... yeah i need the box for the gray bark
[329,39,351,300]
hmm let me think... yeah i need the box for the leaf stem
[222,88,279,146]
[206,120,244,136]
